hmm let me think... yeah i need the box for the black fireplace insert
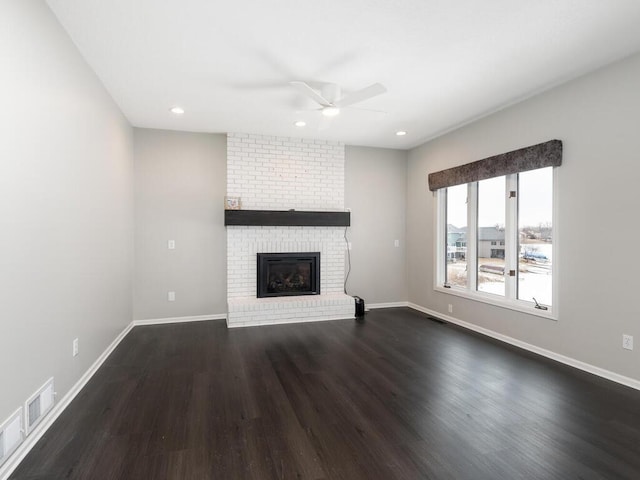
[257,252,320,298]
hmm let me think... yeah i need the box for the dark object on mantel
[225,209,350,227]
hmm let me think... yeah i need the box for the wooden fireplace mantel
[224,209,350,227]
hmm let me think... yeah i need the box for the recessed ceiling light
[396,130,407,136]
[170,106,185,115]
[294,120,307,127]
[321,106,340,117]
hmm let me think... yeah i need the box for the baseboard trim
[133,313,227,326]
[367,301,409,310]
[0,321,135,480]
[407,302,640,392]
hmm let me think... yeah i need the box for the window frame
[434,168,558,320]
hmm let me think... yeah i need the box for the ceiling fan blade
[335,83,387,108]
[290,81,331,107]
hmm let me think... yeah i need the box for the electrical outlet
[448,304,453,313]
[168,291,176,302]
[72,338,79,357]
[623,334,633,350]
[168,240,176,250]
[394,239,400,247]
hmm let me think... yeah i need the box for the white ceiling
[46,0,640,149]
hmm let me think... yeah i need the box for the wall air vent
[24,378,54,436]
[0,408,24,467]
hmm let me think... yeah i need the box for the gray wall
[0,1,133,421]
[133,136,408,318]
[345,146,408,305]
[133,129,227,320]
[407,52,640,381]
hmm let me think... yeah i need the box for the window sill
[434,285,558,321]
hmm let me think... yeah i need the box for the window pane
[477,176,505,296]
[446,184,467,287]
[518,167,553,306]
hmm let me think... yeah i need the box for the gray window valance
[427,139,562,191]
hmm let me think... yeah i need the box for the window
[437,166,555,316]
[478,176,506,296]
[445,184,468,288]
[430,140,561,317]
[518,167,553,306]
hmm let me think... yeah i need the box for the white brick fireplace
[225,133,354,327]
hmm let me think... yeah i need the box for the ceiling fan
[290,81,387,118]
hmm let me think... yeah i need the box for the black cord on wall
[344,225,351,295]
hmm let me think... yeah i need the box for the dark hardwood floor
[10,308,640,479]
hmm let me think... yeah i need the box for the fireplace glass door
[257,252,320,298]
